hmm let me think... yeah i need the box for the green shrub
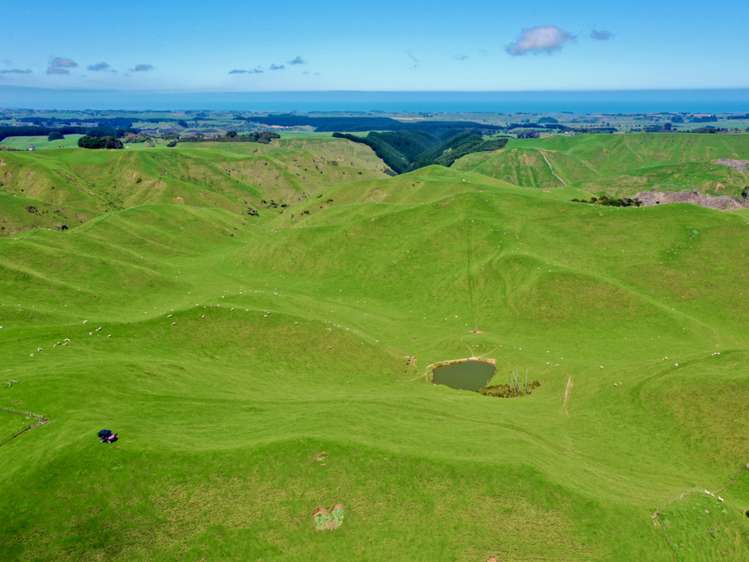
[572,195,642,207]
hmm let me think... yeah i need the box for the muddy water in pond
[432,361,496,392]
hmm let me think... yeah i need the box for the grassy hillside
[453,133,749,196]
[0,137,389,235]
[1,164,748,560]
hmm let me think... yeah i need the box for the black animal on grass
[97,429,119,443]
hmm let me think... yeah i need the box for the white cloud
[590,29,614,41]
[88,62,113,72]
[229,67,264,75]
[506,26,575,56]
[47,57,78,75]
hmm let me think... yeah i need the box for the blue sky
[1,0,748,91]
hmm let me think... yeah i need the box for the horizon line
[2,85,749,95]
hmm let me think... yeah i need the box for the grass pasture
[0,135,748,560]
[0,137,389,235]
[453,133,749,196]
[0,134,83,151]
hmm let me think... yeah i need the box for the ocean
[1,87,748,114]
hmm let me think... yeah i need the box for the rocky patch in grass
[312,504,345,531]
[636,190,749,210]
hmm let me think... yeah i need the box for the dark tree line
[0,125,135,142]
[180,131,280,144]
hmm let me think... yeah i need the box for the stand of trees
[78,136,124,150]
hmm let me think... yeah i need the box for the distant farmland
[0,134,83,151]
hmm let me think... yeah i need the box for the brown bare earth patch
[637,191,749,211]
[714,159,749,173]
[312,503,345,531]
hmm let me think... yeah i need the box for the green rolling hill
[0,137,389,235]
[1,136,748,560]
[453,133,749,196]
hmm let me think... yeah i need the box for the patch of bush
[480,371,540,398]
[572,195,643,207]
[47,131,64,142]
[247,131,280,144]
[78,136,124,150]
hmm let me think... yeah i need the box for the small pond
[432,360,496,392]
